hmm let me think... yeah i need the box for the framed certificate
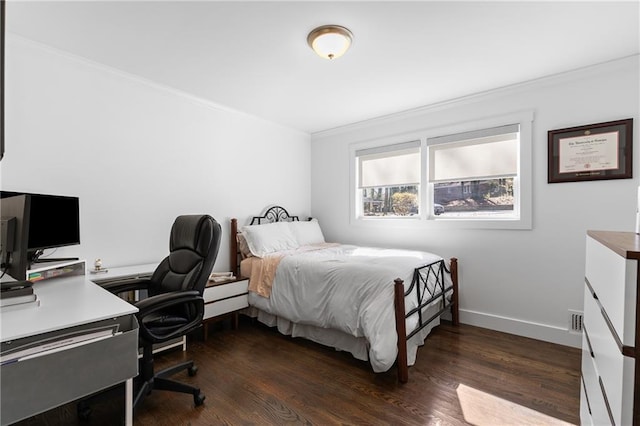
[548,118,633,183]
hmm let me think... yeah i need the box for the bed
[230,206,459,382]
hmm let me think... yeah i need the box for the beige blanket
[248,253,284,298]
[248,243,340,298]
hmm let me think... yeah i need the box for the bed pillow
[289,219,325,246]
[236,233,253,258]
[241,221,298,257]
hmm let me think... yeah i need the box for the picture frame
[548,118,633,183]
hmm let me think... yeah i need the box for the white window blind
[428,124,519,183]
[357,141,420,188]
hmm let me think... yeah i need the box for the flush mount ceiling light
[307,25,353,60]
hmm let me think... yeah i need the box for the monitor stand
[28,249,78,266]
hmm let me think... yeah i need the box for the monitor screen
[0,191,80,251]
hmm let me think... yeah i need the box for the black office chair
[102,214,221,410]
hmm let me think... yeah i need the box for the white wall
[310,55,640,347]
[4,31,638,349]
[2,36,311,271]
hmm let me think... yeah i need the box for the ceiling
[6,1,640,134]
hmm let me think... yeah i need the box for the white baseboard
[459,309,582,349]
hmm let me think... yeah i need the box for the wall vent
[569,310,583,333]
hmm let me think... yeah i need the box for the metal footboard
[394,257,459,383]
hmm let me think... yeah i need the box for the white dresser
[581,230,639,426]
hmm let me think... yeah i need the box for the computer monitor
[0,191,80,279]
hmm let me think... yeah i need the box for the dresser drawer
[580,383,592,426]
[581,329,611,426]
[203,279,248,303]
[204,294,248,320]
[583,286,634,426]
[585,236,637,346]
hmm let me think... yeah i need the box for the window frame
[352,135,425,221]
[349,111,534,230]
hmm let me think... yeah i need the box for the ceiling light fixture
[307,25,353,60]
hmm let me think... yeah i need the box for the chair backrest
[148,215,221,297]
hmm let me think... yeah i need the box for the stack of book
[0,280,39,311]
[209,271,236,283]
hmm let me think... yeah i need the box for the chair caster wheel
[188,365,198,376]
[194,392,205,406]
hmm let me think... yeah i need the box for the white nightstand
[202,277,249,339]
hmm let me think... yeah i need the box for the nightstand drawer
[204,294,248,319]
[203,279,248,303]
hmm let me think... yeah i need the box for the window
[428,124,519,219]
[350,111,532,229]
[356,141,420,218]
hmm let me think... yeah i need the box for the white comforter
[248,244,444,372]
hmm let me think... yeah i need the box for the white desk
[1,275,139,425]
[89,263,158,283]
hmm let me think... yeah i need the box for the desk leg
[125,378,133,426]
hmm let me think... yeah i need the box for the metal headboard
[250,205,299,225]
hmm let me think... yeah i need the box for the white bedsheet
[247,244,446,372]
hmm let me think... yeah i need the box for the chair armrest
[136,290,204,343]
[102,278,151,296]
[135,290,201,313]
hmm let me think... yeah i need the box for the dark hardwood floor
[14,318,581,425]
